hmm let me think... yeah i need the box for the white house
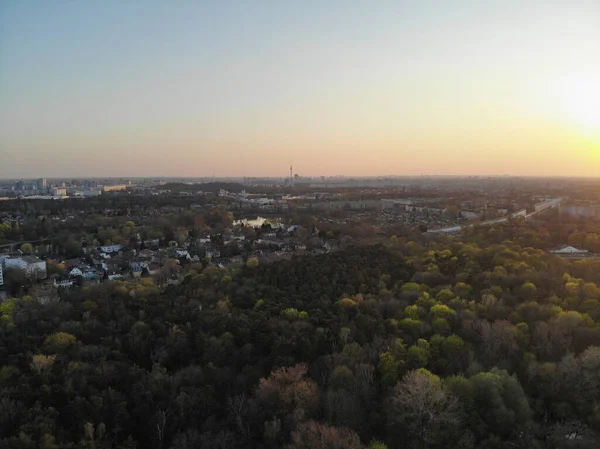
[69,267,83,277]
[54,276,75,288]
[551,246,588,254]
[3,256,47,280]
[99,244,122,254]
[175,249,191,259]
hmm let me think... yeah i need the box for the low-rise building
[2,256,47,280]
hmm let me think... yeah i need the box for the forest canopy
[2,229,600,448]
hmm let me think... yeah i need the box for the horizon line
[2,173,600,181]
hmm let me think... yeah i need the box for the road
[428,198,562,234]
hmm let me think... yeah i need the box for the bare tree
[156,409,167,449]
[387,369,460,449]
[228,393,251,440]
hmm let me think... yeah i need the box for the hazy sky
[1,0,599,178]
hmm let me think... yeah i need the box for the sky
[1,0,600,178]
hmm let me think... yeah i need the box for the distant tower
[290,164,293,180]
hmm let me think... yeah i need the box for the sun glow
[555,74,600,139]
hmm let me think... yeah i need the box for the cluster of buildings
[0,216,339,298]
[559,205,600,220]
[0,178,131,199]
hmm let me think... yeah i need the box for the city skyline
[1,0,600,178]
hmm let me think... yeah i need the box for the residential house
[147,263,161,276]
[175,248,191,259]
[139,249,155,259]
[69,267,83,277]
[99,244,123,254]
[54,276,75,288]
[129,261,145,277]
[106,271,124,281]
[144,239,160,249]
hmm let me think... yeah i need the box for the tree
[29,354,56,379]
[378,352,401,387]
[20,243,33,254]
[287,421,363,449]
[470,369,533,440]
[407,339,430,369]
[64,239,82,257]
[367,440,387,449]
[256,364,320,430]
[246,257,259,268]
[387,369,459,448]
[43,332,78,353]
[329,365,355,391]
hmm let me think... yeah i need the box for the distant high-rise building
[37,178,47,191]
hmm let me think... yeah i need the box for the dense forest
[2,226,600,448]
